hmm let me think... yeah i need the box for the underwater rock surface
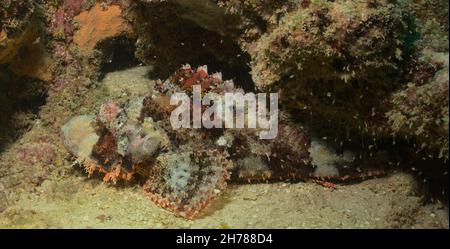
[0,0,448,226]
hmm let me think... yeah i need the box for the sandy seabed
[0,171,447,229]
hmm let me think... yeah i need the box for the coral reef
[247,0,414,140]
[387,50,449,160]
[1,0,53,81]
[216,0,449,164]
[73,3,133,55]
[406,0,448,52]
[0,0,36,64]
[0,124,63,206]
[0,0,448,220]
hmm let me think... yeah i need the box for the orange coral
[73,4,132,54]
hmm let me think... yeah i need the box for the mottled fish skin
[61,65,386,219]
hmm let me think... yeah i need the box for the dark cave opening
[96,35,141,78]
[131,1,255,91]
[176,49,255,92]
[408,156,449,205]
[288,106,449,205]
[0,66,48,152]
